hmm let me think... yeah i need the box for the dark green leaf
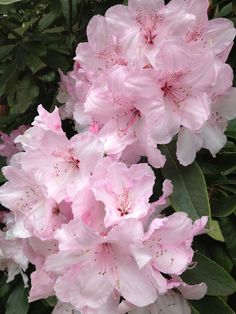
[191,296,235,314]
[0,45,14,59]
[43,296,57,307]
[37,72,56,82]
[208,220,224,242]
[218,3,233,17]
[182,252,236,296]
[12,75,39,114]
[36,9,61,33]
[0,62,19,95]
[15,47,28,71]
[43,50,70,71]
[209,242,233,273]
[23,42,47,57]
[212,196,236,217]
[6,283,29,314]
[0,0,22,4]
[189,303,200,314]
[60,0,79,25]
[27,53,46,74]
[233,0,236,15]
[219,216,236,266]
[160,143,211,220]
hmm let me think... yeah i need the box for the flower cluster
[59,0,236,166]
[0,0,235,313]
[0,106,207,313]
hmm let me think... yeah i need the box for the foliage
[0,0,236,313]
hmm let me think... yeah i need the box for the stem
[0,20,23,40]
[68,0,73,33]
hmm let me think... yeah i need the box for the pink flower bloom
[91,157,155,226]
[0,125,28,162]
[119,290,192,314]
[105,0,194,66]
[183,0,236,60]
[0,166,72,240]
[177,87,236,165]
[15,106,104,202]
[45,219,156,310]
[24,237,58,302]
[143,213,208,275]
[0,225,28,285]
[75,15,127,76]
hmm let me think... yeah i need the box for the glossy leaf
[0,45,14,59]
[12,75,39,114]
[209,242,234,273]
[208,220,224,242]
[219,216,236,266]
[27,53,46,74]
[182,252,236,296]
[0,0,22,4]
[212,196,236,217]
[191,296,235,314]
[160,143,211,220]
[6,283,29,314]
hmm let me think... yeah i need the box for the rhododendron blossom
[0,0,235,313]
[59,0,236,166]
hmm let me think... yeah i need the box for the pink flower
[16,106,104,202]
[45,219,156,310]
[0,125,28,162]
[0,166,72,240]
[177,87,236,165]
[91,157,155,226]
[143,213,208,275]
[0,218,28,285]
[119,290,192,314]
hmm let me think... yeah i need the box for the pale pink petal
[181,94,210,130]
[52,302,81,314]
[213,87,236,120]
[201,123,227,156]
[177,128,203,166]
[54,265,113,310]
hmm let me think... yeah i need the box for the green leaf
[208,220,224,242]
[191,296,235,314]
[189,304,200,314]
[6,283,29,314]
[27,53,46,74]
[0,0,22,4]
[0,45,14,59]
[12,75,39,114]
[212,196,236,217]
[219,216,236,266]
[209,242,233,273]
[160,143,211,220]
[43,296,57,307]
[218,3,233,17]
[0,157,6,183]
[233,0,236,15]
[36,9,61,33]
[28,300,52,314]
[37,72,56,82]
[0,273,14,298]
[15,47,28,71]
[60,0,79,25]
[181,252,236,296]
[43,50,70,71]
[0,62,19,95]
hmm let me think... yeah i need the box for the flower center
[116,188,132,216]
